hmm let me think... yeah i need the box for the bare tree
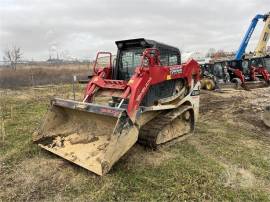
[4,46,23,70]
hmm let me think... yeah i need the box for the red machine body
[84,48,200,121]
[231,68,246,84]
[250,65,270,83]
[227,59,270,87]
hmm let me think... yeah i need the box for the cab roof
[115,38,180,53]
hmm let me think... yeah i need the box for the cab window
[169,55,178,66]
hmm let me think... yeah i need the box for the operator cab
[250,56,270,71]
[113,38,181,80]
[212,62,225,79]
[264,55,270,71]
[200,63,212,76]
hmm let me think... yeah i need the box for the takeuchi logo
[170,66,182,75]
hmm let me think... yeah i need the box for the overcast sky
[0,0,269,60]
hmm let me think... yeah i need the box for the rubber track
[138,105,191,148]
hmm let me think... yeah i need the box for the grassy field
[0,85,270,201]
[0,63,91,88]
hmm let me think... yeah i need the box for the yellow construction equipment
[254,12,270,57]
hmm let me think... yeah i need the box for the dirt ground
[0,85,270,201]
[200,87,270,134]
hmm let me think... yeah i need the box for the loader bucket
[33,98,139,175]
[263,106,270,128]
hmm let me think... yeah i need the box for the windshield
[242,60,249,75]
[213,63,224,78]
[118,48,144,79]
[264,58,270,72]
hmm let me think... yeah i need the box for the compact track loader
[33,38,200,175]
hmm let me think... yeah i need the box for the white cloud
[0,0,269,60]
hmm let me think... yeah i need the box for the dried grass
[0,63,93,89]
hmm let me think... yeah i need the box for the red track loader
[33,38,200,175]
